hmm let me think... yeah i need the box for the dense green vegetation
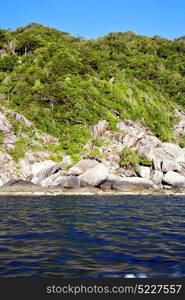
[0,23,185,157]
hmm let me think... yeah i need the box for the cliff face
[1,108,185,192]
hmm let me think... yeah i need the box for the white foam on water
[124,273,148,278]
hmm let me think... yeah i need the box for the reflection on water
[0,195,185,277]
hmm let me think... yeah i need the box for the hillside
[0,23,185,192]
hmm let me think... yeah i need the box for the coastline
[0,188,185,196]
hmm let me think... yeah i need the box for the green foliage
[0,55,17,71]
[0,23,185,156]
[139,158,153,167]
[87,147,104,161]
[120,147,140,170]
[11,138,27,162]
[47,152,63,162]
[0,133,4,145]
[179,134,185,148]
[91,137,109,147]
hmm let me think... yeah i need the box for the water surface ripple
[0,195,185,277]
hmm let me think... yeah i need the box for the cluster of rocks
[1,110,185,193]
[0,111,17,152]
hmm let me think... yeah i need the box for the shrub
[120,147,140,171]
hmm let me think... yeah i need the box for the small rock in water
[124,274,136,278]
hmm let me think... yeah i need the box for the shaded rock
[4,179,34,186]
[90,120,108,138]
[79,164,109,186]
[151,170,163,185]
[57,176,89,189]
[10,112,33,128]
[137,166,150,179]
[111,177,157,190]
[163,170,185,187]
[100,174,123,191]
[68,159,100,176]
[100,180,113,191]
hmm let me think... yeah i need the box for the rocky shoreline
[2,110,185,195]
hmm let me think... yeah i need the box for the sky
[0,0,185,40]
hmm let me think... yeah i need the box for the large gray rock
[40,171,65,187]
[4,179,34,186]
[137,144,154,161]
[100,174,122,191]
[137,166,150,179]
[79,164,109,186]
[68,159,100,175]
[150,144,185,171]
[19,158,32,180]
[31,160,56,179]
[162,143,185,163]
[106,176,157,190]
[0,152,17,184]
[122,134,138,148]
[117,120,146,139]
[56,176,89,188]
[10,112,33,128]
[152,147,176,171]
[90,120,108,138]
[0,112,12,133]
[31,156,72,184]
[103,152,120,168]
[163,170,185,187]
[0,112,16,151]
[139,134,162,148]
[3,133,17,152]
[151,170,163,185]
[162,160,181,173]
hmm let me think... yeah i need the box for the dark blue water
[0,195,185,278]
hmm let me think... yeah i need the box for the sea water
[0,195,185,278]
